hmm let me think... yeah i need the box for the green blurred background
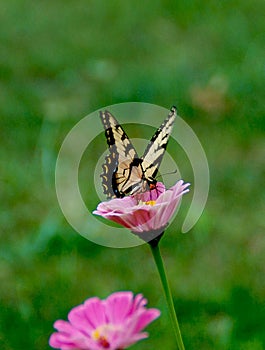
[1,1,264,349]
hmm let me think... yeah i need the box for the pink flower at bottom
[49,291,160,350]
[93,180,190,242]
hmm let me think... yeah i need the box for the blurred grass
[1,0,265,349]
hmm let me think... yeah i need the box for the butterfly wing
[141,106,177,181]
[100,106,177,198]
[100,110,141,198]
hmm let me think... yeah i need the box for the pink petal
[132,294,147,311]
[132,308,161,332]
[115,332,149,348]
[67,304,94,335]
[134,182,166,202]
[49,320,95,349]
[103,214,133,228]
[93,196,136,215]
[103,207,156,231]
[49,334,79,349]
[82,297,107,328]
[53,320,76,333]
[105,291,134,324]
[158,198,179,225]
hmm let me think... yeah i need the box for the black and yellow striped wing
[100,106,177,199]
[100,110,140,198]
[141,106,177,181]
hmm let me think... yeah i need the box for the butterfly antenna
[156,169,178,179]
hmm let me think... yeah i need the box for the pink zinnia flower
[93,180,190,243]
[49,291,160,350]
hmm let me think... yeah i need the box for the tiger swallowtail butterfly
[100,106,177,199]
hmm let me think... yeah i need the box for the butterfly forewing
[100,111,139,198]
[141,106,177,180]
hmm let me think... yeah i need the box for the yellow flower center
[144,200,156,206]
[92,323,124,348]
[92,326,110,348]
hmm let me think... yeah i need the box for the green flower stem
[150,243,185,350]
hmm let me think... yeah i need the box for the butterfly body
[100,106,177,199]
[112,156,157,197]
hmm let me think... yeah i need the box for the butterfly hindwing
[101,152,118,199]
[100,106,177,198]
